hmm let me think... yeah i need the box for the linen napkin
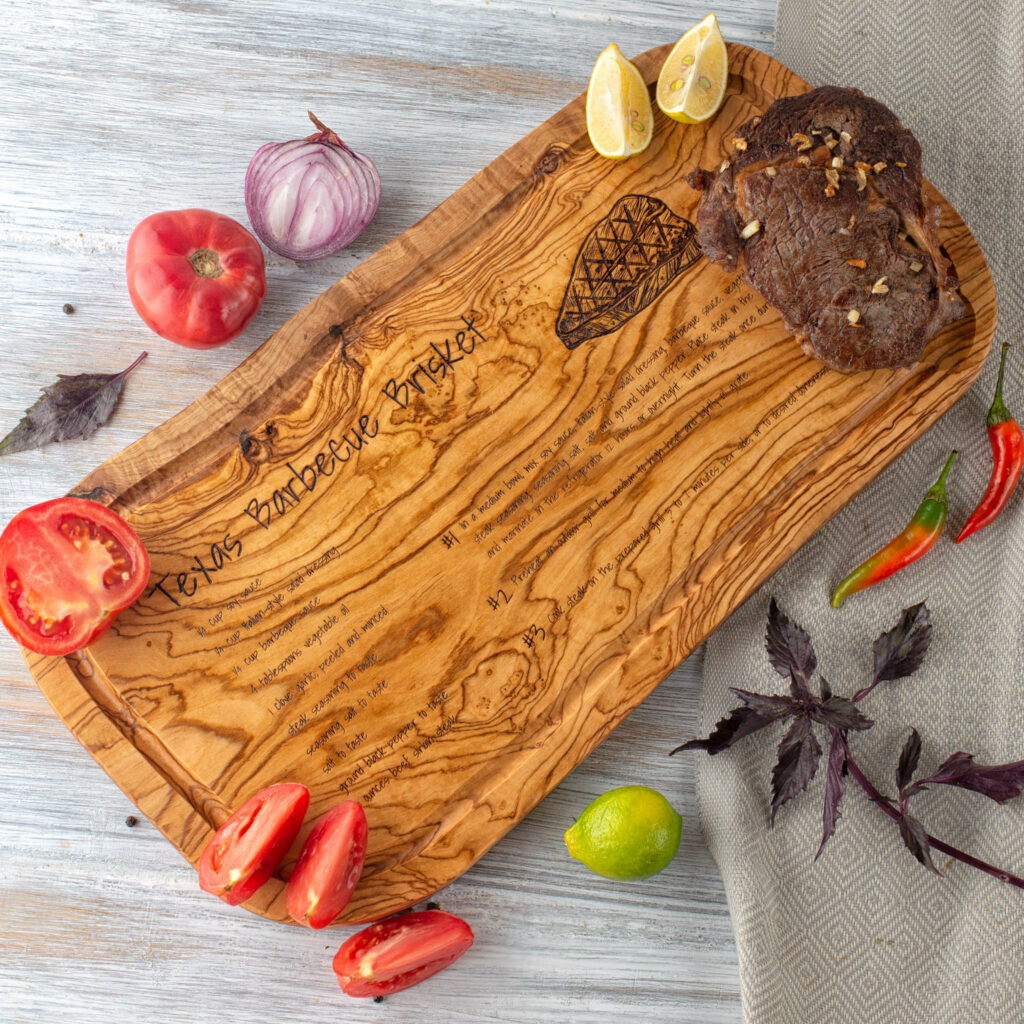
[698,2,1024,1021]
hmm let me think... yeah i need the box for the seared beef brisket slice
[687,86,967,372]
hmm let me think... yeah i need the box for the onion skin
[245,112,381,262]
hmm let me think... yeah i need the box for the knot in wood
[239,423,277,463]
[534,143,570,178]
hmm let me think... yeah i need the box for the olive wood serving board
[24,43,995,924]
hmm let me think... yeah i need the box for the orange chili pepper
[831,451,957,608]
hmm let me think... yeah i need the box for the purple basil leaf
[897,813,940,874]
[816,730,848,859]
[917,751,1024,804]
[819,675,833,700]
[0,352,147,456]
[671,705,777,756]
[872,603,932,683]
[897,729,923,795]
[729,687,798,720]
[810,696,873,732]
[765,597,816,699]
[770,716,822,824]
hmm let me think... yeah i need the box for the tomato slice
[198,782,310,906]
[0,497,151,656]
[333,910,474,997]
[286,800,368,928]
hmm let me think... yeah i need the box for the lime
[586,43,654,159]
[564,785,682,880]
[656,13,729,125]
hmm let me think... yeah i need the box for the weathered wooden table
[0,2,776,1020]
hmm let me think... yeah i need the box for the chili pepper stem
[988,343,1012,428]
[928,449,958,500]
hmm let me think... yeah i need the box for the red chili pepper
[956,343,1024,544]
[831,451,957,608]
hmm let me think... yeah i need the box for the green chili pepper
[831,450,957,608]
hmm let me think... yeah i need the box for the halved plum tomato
[126,208,266,348]
[286,800,368,928]
[198,782,310,906]
[0,497,151,656]
[333,909,474,997]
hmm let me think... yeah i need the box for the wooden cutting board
[25,42,995,925]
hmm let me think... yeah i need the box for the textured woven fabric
[698,3,1024,1021]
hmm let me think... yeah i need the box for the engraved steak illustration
[556,194,702,349]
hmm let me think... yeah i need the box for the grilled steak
[687,86,966,372]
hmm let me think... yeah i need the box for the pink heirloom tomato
[126,208,266,348]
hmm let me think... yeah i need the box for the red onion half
[244,112,381,262]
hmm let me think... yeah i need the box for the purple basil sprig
[673,599,1024,890]
[0,351,147,456]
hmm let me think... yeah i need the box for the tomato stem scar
[189,248,224,279]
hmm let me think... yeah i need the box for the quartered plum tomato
[0,497,151,656]
[198,782,310,906]
[126,208,266,348]
[286,800,368,928]
[333,910,475,997]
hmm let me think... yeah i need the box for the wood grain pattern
[22,40,995,928]
[3,3,795,1020]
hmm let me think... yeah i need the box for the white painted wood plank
[0,1,776,1020]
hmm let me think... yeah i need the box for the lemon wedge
[656,13,728,124]
[586,43,654,159]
